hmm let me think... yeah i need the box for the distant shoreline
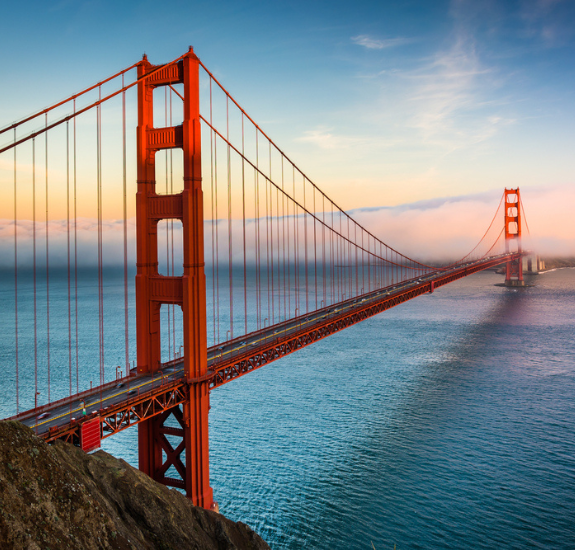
[540,257,575,271]
[538,266,575,274]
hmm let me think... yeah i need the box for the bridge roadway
[12,253,518,444]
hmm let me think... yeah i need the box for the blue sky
[1,0,574,253]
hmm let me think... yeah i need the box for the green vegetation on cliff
[0,421,269,550]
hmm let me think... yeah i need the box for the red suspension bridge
[0,48,527,511]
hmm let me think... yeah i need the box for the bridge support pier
[138,397,213,509]
[503,188,524,287]
[135,48,215,509]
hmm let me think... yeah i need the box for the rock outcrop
[0,420,269,550]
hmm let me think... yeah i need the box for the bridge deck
[11,253,519,444]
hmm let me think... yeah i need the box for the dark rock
[0,420,269,550]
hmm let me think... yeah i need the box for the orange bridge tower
[504,188,524,287]
[135,48,215,509]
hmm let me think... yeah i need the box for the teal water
[2,268,574,548]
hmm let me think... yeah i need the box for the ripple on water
[94,271,575,549]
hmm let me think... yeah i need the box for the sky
[0,0,574,259]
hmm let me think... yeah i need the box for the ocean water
[203,268,575,550]
[2,268,574,548]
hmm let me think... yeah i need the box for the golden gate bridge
[0,47,526,511]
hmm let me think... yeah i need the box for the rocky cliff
[0,421,269,550]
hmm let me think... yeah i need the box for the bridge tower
[504,188,524,287]
[135,48,215,509]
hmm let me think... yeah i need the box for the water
[2,268,575,548]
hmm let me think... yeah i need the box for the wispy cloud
[351,35,413,50]
[296,129,366,150]
[345,5,520,157]
[395,12,519,154]
[406,37,489,138]
[296,127,401,152]
[519,0,575,46]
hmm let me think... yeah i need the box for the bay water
[1,268,574,548]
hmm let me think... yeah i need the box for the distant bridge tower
[504,188,524,287]
[135,48,215,509]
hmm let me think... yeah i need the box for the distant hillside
[541,257,575,270]
[0,421,269,550]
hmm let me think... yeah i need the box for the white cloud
[385,19,520,157]
[296,129,366,150]
[351,35,413,50]
[406,37,490,138]
[295,127,402,153]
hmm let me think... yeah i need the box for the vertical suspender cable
[347,218,350,298]
[368,234,371,291]
[361,230,364,294]
[73,101,79,392]
[265,175,270,325]
[45,115,51,403]
[355,223,358,297]
[323,195,326,306]
[349,219,352,298]
[227,96,233,340]
[122,74,129,375]
[336,209,340,301]
[340,212,343,299]
[276,182,280,321]
[303,176,308,313]
[334,211,337,301]
[267,177,272,324]
[33,139,38,410]
[254,153,258,329]
[255,130,260,329]
[338,209,341,300]
[268,178,273,324]
[282,157,287,321]
[285,159,291,319]
[170,88,176,356]
[67,121,72,398]
[343,216,346,297]
[340,215,344,298]
[97,98,102,385]
[215,116,220,344]
[13,129,19,413]
[313,187,317,309]
[385,246,388,288]
[254,165,259,329]
[269,146,274,324]
[346,218,349,296]
[97,90,104,388]
[210,78,216,345]
[378,246,385,288]
[165,87,172,360]
[269,144,274,325]
[242,114,247,334]
[346,217,349,296]
[293,167,298,315]
[330,202,334,305]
